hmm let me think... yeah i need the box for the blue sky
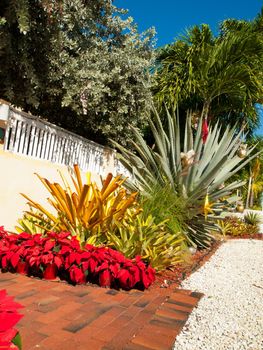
[115,0,263,136]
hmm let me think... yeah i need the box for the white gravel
[173,239,263,350]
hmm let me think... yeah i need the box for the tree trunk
[201,100,210,120]
[246,176,252,208]
[249,178,254,208]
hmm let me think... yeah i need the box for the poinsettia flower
[54,256,63,269]
[43,240,55,252]
[99,269,112,287]
[117,269,132,289]
[17,232,32,240]
[0,290,23,347]
[0,327,17,342]
[0,340,19,349]
[69,266,86,284]
[96,261,109,272]
[0,228,156,290]
[10,253,20,269]
[108,262,120,277]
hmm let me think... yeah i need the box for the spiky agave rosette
[0,289,23,349]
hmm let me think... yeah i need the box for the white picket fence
[3,106,129,177]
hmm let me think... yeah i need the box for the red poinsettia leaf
[0,340,18,349]
[80,251,91,261]
[96,261,109,272]
[69,237,81,250]
[128,265,140,285]
[99,269,112,287]
[54,256,63,269]
[69,266,86,284]
[108,249,126,263]
[81,261,89,272]
[0,290,23,312]
[134,256,146,270]
[109,263,120,277]
[117,269,131,289]
[68,252,78,265]
[22,239,35,247]
[60,246,72,255]
[146,266,155,283]
[43,240,55,252]
[84,244,97,252]
[0,313,23,332]
[18,232,32,240]
[88,257,99,273]
[57,232,71,239]
[140,270,154,289]
[41,253,53,265]
[2,255,8,269]
[0,327,18,342]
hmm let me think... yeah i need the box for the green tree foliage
[0,0,155,145]
[153,11,263,135]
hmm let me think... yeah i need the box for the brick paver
[0,272,202,350]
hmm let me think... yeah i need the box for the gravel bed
[173,239,263,350]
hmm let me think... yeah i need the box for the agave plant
[244,212,261,226]
[112,106,262,247]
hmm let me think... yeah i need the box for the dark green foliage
[153,10,263,135]
[0,0,155,145]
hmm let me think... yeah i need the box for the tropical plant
[221,217,259,236]
[106,211,184,271]
[153,17,263,133]
[244,212,261,226]
[216,219,232,236]
[16,208,53,234]
[19,165,140,245]
[113,106,262,247]
[139,184,187,239]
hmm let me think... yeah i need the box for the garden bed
[150,240,222,291]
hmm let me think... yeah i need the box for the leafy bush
[216,219,232,236]
[16,209,53,234]
[244,212,261,226]
[19,165,140,245]
[106,211,184,271]
[0,227,155,290]
[139,184,187,240]
[219,217,259,236]
[0,288,23,350]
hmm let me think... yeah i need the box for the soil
[149,240,222,291]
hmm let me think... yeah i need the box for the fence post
[0,100,10,148]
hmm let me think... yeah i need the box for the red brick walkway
[0,272,202,350]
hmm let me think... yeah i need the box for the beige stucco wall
[0,146,101,232]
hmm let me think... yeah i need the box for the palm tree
[153,21,263,132]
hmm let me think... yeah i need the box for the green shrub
[106,211,185,271]
[222,217,259,236]
[244,212,261,226]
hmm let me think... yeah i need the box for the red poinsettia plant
[0,289,23,350]
[0,227,155,290]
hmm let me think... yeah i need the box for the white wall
[0,146,101,232]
